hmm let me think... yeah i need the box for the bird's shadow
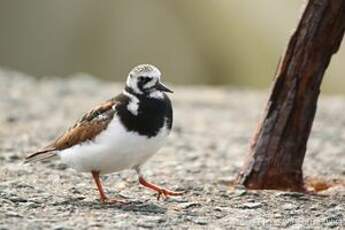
[52,197,168,214]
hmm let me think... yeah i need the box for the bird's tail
[24,147,57,163]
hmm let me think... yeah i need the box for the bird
[25,64,184,204]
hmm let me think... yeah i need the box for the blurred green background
[0,0,344,93]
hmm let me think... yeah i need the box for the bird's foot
[155,188,185,200]
[100,197,128,205]
[138,176,184,200]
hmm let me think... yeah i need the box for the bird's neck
[124,86,165,100]
[124,86,142,97]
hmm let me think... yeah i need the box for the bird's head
[126,64,173,96]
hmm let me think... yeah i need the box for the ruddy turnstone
[25,64,183,203]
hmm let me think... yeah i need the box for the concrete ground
[0,69,344,229]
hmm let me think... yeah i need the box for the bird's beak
[156,82,173,93]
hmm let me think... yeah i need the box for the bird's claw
[100,197,127,205]
[155,189,185,200]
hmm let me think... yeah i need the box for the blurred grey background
[0,0,344,93]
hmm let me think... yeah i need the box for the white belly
[58,116,169,174]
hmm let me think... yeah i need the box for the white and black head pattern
[118,64,173,138]
[126,64,173,98]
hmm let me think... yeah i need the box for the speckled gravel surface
[0,69,344,229]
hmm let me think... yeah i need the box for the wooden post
[236,0,345,191]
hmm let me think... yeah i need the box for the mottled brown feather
[52,99,118,150]
[25,98,119,162]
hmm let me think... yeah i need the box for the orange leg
[91,171,124,204]
[138,176,184,200]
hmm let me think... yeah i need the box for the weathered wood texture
[237,0,345,191]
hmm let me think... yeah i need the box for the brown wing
[52,98,118,150]
[25,98,119,163]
